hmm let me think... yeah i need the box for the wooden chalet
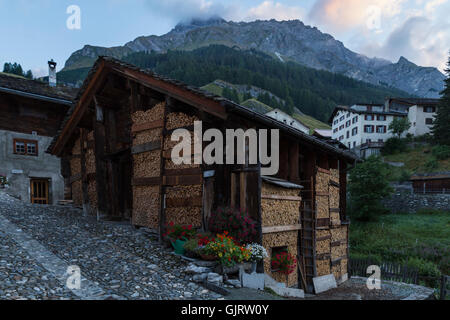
[47,57,359,292]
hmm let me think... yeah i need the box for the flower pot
[251,261,257,273]
[171,239,187,255]
[200,254,217,261]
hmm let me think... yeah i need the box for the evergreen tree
[25,70,33,79]
[432,53,450,146]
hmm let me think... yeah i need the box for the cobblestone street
[0,192,220,300]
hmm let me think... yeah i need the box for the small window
[425,118,434,125]
[14,139,38,156]
[377,115,386,121]
[271,246,289,272]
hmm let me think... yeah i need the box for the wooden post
[289,142,300,183]
[79,128,90,216]
[93,98,111,220]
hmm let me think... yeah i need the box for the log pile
[166,112,199,130]
[262,231,298,288]
[131,102,165,230]
[132,186,160,229]
[162,112,203,228]
[313,168,349,281]
[261,182,301,287]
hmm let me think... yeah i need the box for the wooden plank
[166,197,203,208]
[70,173,82,184]
[163,174,203,186]
[316,192,329,197]
[131,141,161,155]
[330,180,340,188]
[131,119,164,133]
[262,224,302,234]
[132,177,161,186]
[317,167,331,174]
[331,241,341,247]
[317,235,332,242]
[164,168,202,176]
[316,218,330,228]
[262,194,302,201]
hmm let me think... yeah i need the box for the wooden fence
[350,258,449,300]
[350,258,418,284]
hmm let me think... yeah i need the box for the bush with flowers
[271,251,297,275]
[246,243,268,262]
[202,232,251,267]
[163,221,197,241]
[208,207,258,244]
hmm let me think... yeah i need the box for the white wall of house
[331,109,397,150]
[266,109,310,134]
[408,105,437,136]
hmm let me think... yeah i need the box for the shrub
[183,238,201,258]
[208,207,258,244]
[424,158,439,171]
[432,145,450,160]
[163,222,197,241]
[381,138,407,155]
[271,251,297,275]
[406,257,441,288]
[416,208,445,215]
[348,156,393,221]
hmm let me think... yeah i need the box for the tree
[389,117,411,138]
[348,156,393,221]
[432,53,450,146]
[24,70,33,79]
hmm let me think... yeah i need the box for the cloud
[309,0,406,31]
[361,16,450,71]
[147,0,235,22]
[244,1,304,21]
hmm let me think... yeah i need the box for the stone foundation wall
[383,189,450,214]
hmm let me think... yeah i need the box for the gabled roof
[387,98,440,106]
[328,104,407,124]
[0,72,77,104]
[47,56,359,162]
[410,172,450,181]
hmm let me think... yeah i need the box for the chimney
[48,59,57,87]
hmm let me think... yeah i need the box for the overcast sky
[0,0,449,77]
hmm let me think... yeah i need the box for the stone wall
[383,187,450,214]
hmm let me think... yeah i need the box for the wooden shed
[47,57,358,293]
[411,172,450,194]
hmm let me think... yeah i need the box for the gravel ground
[0,192,220,300]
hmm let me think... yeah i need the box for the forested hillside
[57,45,411,122]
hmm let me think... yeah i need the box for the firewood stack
[261,182,301,288]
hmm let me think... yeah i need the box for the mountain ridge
[62,17,445,98]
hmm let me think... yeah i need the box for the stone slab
[313,274,337,294]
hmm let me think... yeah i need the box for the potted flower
[271,251,297,275]
[163,222,196,255]
[246,244,268,273]
[204,232,251,273]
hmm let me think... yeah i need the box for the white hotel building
[329,98,439,158]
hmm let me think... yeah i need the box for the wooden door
[30,179,49,204]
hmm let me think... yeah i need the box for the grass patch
[384,145,450,174]
[350,211,450,287]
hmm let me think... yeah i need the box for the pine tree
[432,53,450,146]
